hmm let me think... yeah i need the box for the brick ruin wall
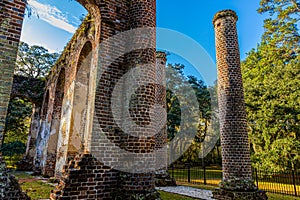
[34,13,101,177]
[32,0,160,199]
[11,75,45,170]
[1,0,164,198]
[0,1,261,200]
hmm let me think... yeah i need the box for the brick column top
[213,9,238,25]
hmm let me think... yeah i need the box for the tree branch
[290,0,300,12]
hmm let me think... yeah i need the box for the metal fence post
[188,164,191,183]
[203,163,207,185]
[255,168,259,188]
[292,169,297,197]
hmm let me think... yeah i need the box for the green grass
[267,193,300,200]
[160,190,300,200]
[11,171,55,200]
[174,182,300,200]
[170,167,300,197]
[12,171,34,179]
[20,181,54,200]
[10,171,300,200]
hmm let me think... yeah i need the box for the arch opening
[2,96,34,168]
[41,68,66,177]
[68,41,93,159]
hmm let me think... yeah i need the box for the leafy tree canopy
[242,0,300,171]
[166,63,220,165]
[15,41,59,78]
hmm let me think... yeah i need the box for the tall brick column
[212,10,267,199]
[0,1,30,199]
[0,0,26,147]
[154,52,176,187]
[213,9,252,181]
[118,0,158,198]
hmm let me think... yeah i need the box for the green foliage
[242,0,300,172]
[1,97,31,165]
[15,41,59,78]
[166,63,220,164]
[0,141,26,157]
[219,178,257,192]
[1,42,57,162]
[3,98,32,145]
[258,0,300,52]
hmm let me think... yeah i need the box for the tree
[1,42,58,165]
[166,63,219,165]
[3,98,32,145]
[15,42,59,78]
[241,0,300,172]
[0,98,32,166]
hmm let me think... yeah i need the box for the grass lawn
[170,167,300,197]
[12,171,55,200]
[267,192,300,200]
[9,171,300,200]
[160,190,300,200]
[174,182,300,200]
[20,181,54,200]
[12,171,34,179]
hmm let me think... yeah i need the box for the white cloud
[28,0,77,33]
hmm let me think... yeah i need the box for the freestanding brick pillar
[213,9,252,181]
[212,10,267,199]
[154,52,177,187]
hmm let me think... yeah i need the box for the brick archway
[40,68,66,177]
[9,75,45,171]
[67,41,92,159]
[1,0,161,199]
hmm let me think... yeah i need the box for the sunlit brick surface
[213,10,252,181]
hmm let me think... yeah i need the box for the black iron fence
[168,164,300,197]
[253,167,300,196]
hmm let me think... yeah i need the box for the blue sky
[20,0,266,85]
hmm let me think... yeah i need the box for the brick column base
[112,186,160,200]
[50,154,162,200]
[213,188,268,200]
[154,169,176,187]
[50,154,116,200]
[0,156,30,199]
[213,178,268,200]
[113,170,161,200]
